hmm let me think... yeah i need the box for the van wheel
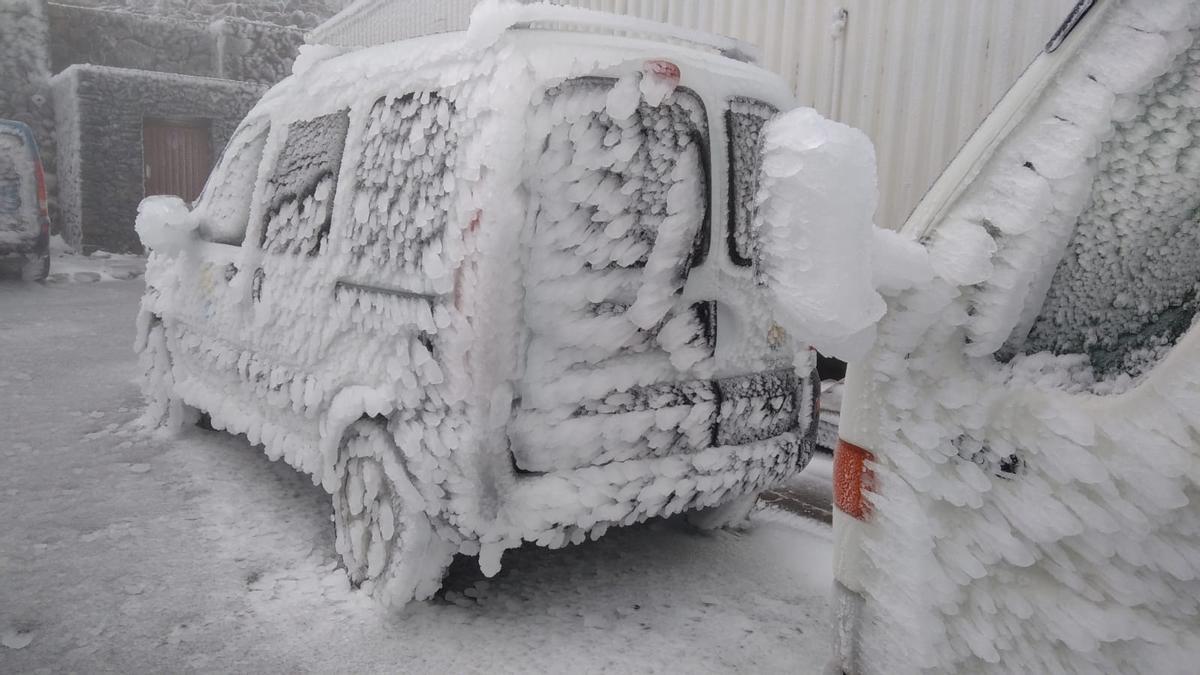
[20,253,49,282]
[332,420,455,608]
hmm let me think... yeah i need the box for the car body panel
[832,0,1200,671]
[138,24,817,558]
[0,120,50,277]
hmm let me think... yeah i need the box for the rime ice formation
[133,1,850,607]
[844,0,1200,672]
[1022,34,1200,380]
[756,107,886,362]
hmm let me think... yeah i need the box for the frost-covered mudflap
[832,1,1200,672]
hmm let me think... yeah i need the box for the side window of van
[348,92,458,273]
[726,98,777,267]
[194,122,267,246]
[260,110,350,256]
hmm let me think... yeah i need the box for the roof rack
[505,3,760,64]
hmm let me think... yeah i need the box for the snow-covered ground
[0,277,834,673]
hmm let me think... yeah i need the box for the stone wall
[216,17,305,84]
[48,3,305,85]
[5,2,319,250]
[48,3,216,77]
[55,0,345,30]
[49,70,81,249]
[1,0,59,225]
[52,65,265,252]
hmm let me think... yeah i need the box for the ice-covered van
[133,2,864,606]
[832,0,1200,671]
[0,120,51,281]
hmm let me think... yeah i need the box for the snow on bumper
[511,367,808,472]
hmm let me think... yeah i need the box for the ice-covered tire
[19,253,49,282]
[687,491,761,531]
[332,420,455,608]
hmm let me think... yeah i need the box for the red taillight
[643,59,681,83]
[834,439,874,520]
[453,210,483,311]
[34,159,49,234]
[642,60,681,101]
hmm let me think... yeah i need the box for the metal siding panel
[312,0,1077,228]
[536,0,1075,227]
[882,2,923,228]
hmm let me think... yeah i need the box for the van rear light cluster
[453,209,482,311]
[643,59,680,86]
[640,60,681,103]
[34,160,49,235]
[834,439,874,520]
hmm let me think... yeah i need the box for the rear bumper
[0,229,48,258]
[503,415,817,545]
[512,367,817,472]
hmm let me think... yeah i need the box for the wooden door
[143,119,213,202]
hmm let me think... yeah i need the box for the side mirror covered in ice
[755,108,888,362]
[135,195,199,257]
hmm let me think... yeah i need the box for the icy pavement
[41,237,146,285]
[0,278,833,673]
[762,454,833,525]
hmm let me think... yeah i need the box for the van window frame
[725,97,778,267]
[342,91,461,275]
[258,109,351,257]
[193,119,269,247]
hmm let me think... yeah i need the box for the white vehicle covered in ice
[832,0,1200,672]
[133,3,875,606]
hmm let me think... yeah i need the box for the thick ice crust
[847,1,1200,672]
[136,0,813,602]
[1023,30,1200,380]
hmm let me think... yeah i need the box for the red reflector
[643,59,680,84]
[834,439,874,520]
[34,161,46,202]
[453,210,482,311]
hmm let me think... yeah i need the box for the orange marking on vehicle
[834,439,874,520]
[454,210,483,311]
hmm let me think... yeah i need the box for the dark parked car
[0,120,51,281]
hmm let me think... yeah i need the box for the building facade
[310,0,1079,231]
[0,0,346,252]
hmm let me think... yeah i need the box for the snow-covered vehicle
[0,120,51,281]
[832,0,1200,671]
[131,2,866,606]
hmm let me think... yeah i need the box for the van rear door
[512,74,718,472]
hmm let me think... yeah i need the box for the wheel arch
[318,384,396,493]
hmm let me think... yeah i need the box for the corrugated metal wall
[554,0,1077,228]
[310,0,1079,228]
